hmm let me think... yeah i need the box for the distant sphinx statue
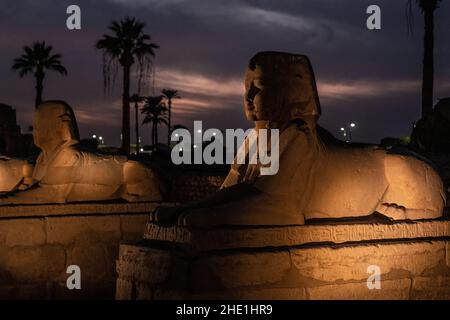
[154,51,446,226]
[0,101,163,204]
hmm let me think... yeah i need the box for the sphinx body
[154,51,445,227]
[0,157,33,192]
[20,141,163,204]
[214,123,445,223]
[0,101,163,205]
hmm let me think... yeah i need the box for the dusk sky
[1,0,450,146]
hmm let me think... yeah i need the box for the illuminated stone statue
[0,101,163,204]
[0,157,33,192]
[154,51,445,226]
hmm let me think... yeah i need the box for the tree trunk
[155,121,159,150]
[421,5,435,118]
[168,99,172,147]
[152,121,157,151]
[35,71,44,109]
[135,102,140,155]
[122,64,131,155]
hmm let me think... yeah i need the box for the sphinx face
[244,66,281,122]
[244,64,314,123]
[33,109,52,149]
[33,107,66,150]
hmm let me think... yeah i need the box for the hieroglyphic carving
[144,220,450,251]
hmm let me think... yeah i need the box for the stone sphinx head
[244,51,321,129]
[33,101,80,152]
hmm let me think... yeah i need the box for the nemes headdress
[36,100,80,141]
[248,51,322,122]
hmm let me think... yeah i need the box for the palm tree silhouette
[161,88,181,147]
[408,0,441,117]
[96,17,159,155]
[130,93,145,155]
[141,95,168,151]
[12,41,67,108]
[418,0,440,117]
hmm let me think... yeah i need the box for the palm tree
[161,88,181,147]
[12,41,67,108]
[408,0,441,117]
[419,0,441,117]
[130,93,145,155]
[141,95,168,150]
[96,17,159,155]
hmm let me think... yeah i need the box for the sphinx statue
[0,101,163,204]
[153,51,446,227]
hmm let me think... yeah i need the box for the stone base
[116,218,450,300]
[0,202,163,299]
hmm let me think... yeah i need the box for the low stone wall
[116,219,450,300]
[0,202,160,299]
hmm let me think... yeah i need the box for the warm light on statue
[153,51,445,227]
[0,158,33,192]
[0,101,164,204]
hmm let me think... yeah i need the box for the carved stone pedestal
[116,218,450,300]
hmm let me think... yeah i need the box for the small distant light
[140,148,144,152]
[343,133,347,137]
[179,148,183,151]
[212,132,217,136]
[193,145,197,148]
[92,135,97,139]
[197,129,202,133]
[340,128,345,131]
[99,136,103,140]
[175,133,179,137]
[350,123,356,128]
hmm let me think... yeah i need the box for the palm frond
[12,41,67,77]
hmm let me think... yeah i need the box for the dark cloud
[0,0,449,146]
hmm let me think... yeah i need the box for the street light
[339,121,357,142]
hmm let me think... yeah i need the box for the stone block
[66,245,107,280]
[1,246,66,282]
[308,279,411,300]
[115,278,135,300]
[0,283,49,300]
[194,251,291,289]
[411,276,450,299]
[103,244,120,278]
[53,279,116,299]
[136,282,153,300]
[153,288,187,300]
[447,242,450,267]
[120,214,149,241]
[290,241,445,282]
[0,219,46,247]
[192,287,307,300]
[116,244,172,284]
[46,216,121,245]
